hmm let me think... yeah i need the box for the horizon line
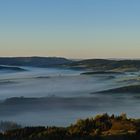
[0,56,140,60]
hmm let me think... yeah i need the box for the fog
[0,67,140,126]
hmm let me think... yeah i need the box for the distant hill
[67,59,140,72]
[0,57,140,72]
[94,84,140,94]
[0,65,25,72]
[0,57,73,67]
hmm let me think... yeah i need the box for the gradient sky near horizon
[1,0,140,58]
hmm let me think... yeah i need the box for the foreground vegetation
[1,113,140,140]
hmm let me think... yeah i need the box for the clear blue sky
[0,0,140,58]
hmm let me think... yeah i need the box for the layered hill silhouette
[94,84,140,94]
[0,57,72,67]
[0,65,25,72]
[0,57,140,72]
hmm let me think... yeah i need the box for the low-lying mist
[0,67,140,126]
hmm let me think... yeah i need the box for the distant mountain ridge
[0,57,73,67]
[0,57,140,71]
[67,59,140,72]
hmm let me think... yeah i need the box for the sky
[0,0,140,58]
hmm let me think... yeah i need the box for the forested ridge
[0,113,140,140]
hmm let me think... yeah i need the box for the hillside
[94,84,140,94]
[67,59,140,72]
[0,65,26,72]
[1,114,140,140]
[0,57,140,72]
[0,57,73,67]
